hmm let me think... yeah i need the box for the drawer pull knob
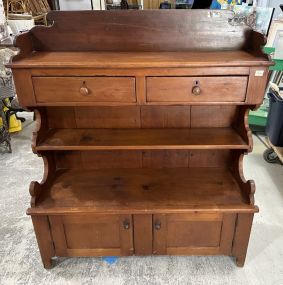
[123,220,130,230]
[154,221,161,230]
[80,82,89,96]
[192,85,201,96]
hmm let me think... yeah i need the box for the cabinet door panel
[153,213,236,255]
[167,220,222,248]
[49,214,133,257]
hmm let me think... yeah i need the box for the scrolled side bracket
[29,153,56,207]
[230,150,256,205]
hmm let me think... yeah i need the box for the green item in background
[249,97,269,132]
[263,46,283,71]
[248,46,282,132]
[249,108,268,132]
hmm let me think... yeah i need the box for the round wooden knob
[192,85,201,96]
[80,83,89,96]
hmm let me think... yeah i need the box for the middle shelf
[36,128,249,151]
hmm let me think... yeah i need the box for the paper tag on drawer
[255,70,265,76]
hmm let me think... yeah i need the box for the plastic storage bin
[266,91,283,147]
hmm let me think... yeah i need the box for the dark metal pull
[154,221,161,230]
[123,219,130,230]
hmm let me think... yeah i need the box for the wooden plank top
[10,50,271,69]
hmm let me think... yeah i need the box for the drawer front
[153,213,236,255]
[146,76,248,103]
[32,76,136,104]
[49,214,133,257]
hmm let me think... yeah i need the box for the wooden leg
[236,255,246,267]
[232,213,254,267]
[31,216,55,269]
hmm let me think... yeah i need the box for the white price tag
[255,70,264,77]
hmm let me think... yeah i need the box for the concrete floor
[0,113,283,285]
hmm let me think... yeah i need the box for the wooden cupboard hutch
[10,10,272,268]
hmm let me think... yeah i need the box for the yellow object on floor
[0,105,22,133]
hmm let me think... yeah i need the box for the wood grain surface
[146,76,248,103]
[29,167,254,214]
[36,128,248,151]
[33,76,136,103]
[30,10,251,52]
[11,51,270,69]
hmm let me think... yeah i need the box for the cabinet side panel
[232,213,254,267]
[31,215,55,269]
[48,216,68,256]
[246,67,268,104]
[12,69,36,107]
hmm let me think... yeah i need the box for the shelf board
[36,128,248,151]
[10,51,271,69]
[29,168,255,214]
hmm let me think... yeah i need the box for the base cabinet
[36,212,244,264]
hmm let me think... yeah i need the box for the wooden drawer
[153,213,236,255]
[32,76,136,104]
[146,76,248,103]
[49,214,133,257]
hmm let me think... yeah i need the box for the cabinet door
[49,214,133,257]
[153,213,236,255]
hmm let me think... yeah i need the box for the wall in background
[258,0,282,18]
[58,0,105,10]
[268,0,282,18]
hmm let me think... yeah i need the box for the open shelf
[10,51,270,69]
[36,128,248,151]
[29,167,254,214]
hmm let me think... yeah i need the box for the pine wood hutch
[10,10,272,268]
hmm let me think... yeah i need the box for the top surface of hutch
[10,10,272,269]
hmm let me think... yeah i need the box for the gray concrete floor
[0,113,283,285]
